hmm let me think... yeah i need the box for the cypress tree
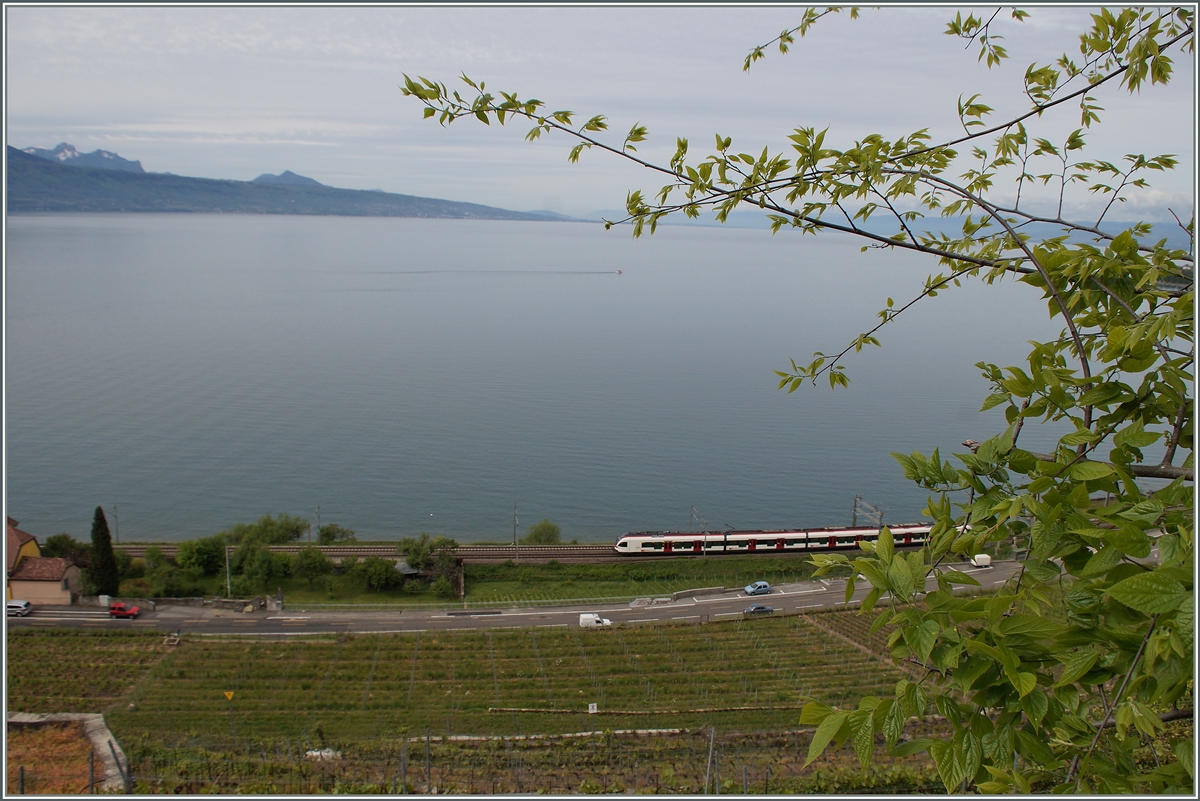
[88,506,120,596]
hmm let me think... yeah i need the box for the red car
[108,602,141,619]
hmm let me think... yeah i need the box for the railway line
[114,543,631,564]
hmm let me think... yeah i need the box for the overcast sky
[5,4,1195,220]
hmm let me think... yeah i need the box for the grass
[146,552,823,608]
[459,555,819,605]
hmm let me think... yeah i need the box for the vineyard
[6,629,174,713]
[8,612,936,792]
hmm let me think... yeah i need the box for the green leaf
[1013,671,1037,698]
[877,527,894,566]
[799,701,833,725]
[1175,739,1194,780]
[998,614,1066,639]
[939,570,981,586]
[1021,688,1049,728]
[1053,648,1100,687]
[805,711,848,767]
[1015,728,1055,763]
[908,620,940,664]
[887,738,934,757]
[1068,460,1115,481]
[850,709,875,766]
[888,558,915,598]
[1105,571,1188,613]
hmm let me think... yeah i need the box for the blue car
[744,581,771,596]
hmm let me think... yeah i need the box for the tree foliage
[361,556,402,592]
[176,535,226,576]
[41,532,90,563]
[295,545,333,589]
[396,532,459,571]
[86,506,120,597]
[317,523,357,545]
[403,6,1193,793]
[521,519,562,545]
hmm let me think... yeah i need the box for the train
[613,523,932,555]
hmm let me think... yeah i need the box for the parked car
[744,603,775,616]
[108,602,141,619]
[579,613,612,628]
[744,581,771,596]
[7,600,33,617]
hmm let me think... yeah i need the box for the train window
[618,541,628,548]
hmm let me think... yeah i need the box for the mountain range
[6,144,575,221]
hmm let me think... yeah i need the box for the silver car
[7,600,33,617]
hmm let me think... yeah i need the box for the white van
[579,613,612,628]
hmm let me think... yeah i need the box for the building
[7,517,82,604]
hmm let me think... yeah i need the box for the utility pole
[316,505,321,539]
[225,546,232,597]
[513,503,519,565]
[112,504,119,545]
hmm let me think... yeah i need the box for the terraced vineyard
[6,630,174,713]
[9,611,932,792]
[105,616,903,743]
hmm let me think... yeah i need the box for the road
[7,560,1020,637]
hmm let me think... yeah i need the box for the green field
[7,611,932,792]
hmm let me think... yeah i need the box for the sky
[4,4,1196,221]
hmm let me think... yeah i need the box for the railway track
[114,543,625,564]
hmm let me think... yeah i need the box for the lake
[4,213,1063,543]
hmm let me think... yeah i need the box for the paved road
[7,560,1020,637]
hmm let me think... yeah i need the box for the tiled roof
[10,557,75,582]
[7,519,37,574]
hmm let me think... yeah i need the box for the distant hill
[6,146,565,220]
[252,170,323,187]
[21,142,145,173]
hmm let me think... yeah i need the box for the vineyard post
[400,737,407,794]
[704,727,715,794]
[88,749,94,794]
[424,727,430,792]
[18,765,24,793]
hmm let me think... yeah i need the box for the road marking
[628,618,655,623]
[713,612,740,618]
[268,616,311,620]
[671,616,699,620]
[797,603,825,609]
[183,619,206,624]
[537,624,568,628]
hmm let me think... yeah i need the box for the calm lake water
[5,214,1063,543]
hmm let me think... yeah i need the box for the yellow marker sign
[224,691,235,700]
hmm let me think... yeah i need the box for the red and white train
[613,523,931,555]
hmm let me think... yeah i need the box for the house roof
[7,518,37,575]
[9,557,75,582]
